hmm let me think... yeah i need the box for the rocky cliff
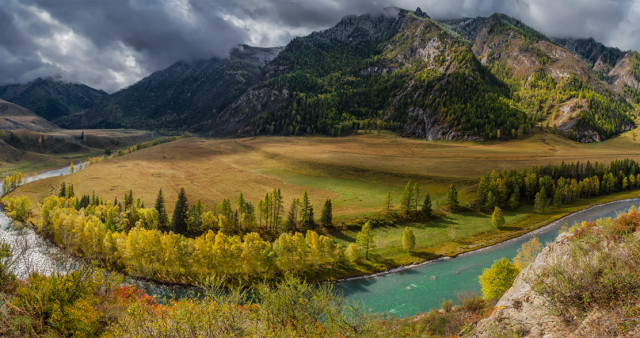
[474,224,640,337]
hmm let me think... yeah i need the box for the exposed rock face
[474,232,577,337]
[473,231,640,337]
[403,107,482,141]
[609,52,640,92]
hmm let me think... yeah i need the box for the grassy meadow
[8,129,640,279]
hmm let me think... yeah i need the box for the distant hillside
[0,78,107,126]
[74,45,283,130]
[0,99,57,132]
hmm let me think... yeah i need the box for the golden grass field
[10,130,640,219]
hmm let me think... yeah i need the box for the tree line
[1,186,349,284]
[476,159,640,213]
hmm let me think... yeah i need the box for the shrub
[479,258,521,300]
[441,299,454,313]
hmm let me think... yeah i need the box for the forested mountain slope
[53,8,639,143]
[74,45,283,130]
[208,8,528,140]
[0,78,107,126]
[443,14,636,142]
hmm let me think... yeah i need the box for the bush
[479,258,521,300]
[3,196,32,222]
[530,216,640,322]
[441,299,454,312]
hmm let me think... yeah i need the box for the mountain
[0,99,57,132]
[442,13,635,142]
[206,8,528,140]
[552,37,626,73]
[76,8,638,143]
[0,78,108,126]
[74,45,283,130]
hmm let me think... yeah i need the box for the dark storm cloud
[1,0,639,92]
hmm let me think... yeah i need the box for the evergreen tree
[356,221,375,260]
[285,198,299,232]
[401,227,416,252]
[485,191,496,211]
[59,182,66,198]
[66,184,74,198]
[508,188,520,210]
[124,189,133,210]
[155,189,169,231]
[447,184,459,212]
[384,192,392,211]
[301,191,313,229]
[477,175,490,205]
[187,199,203,235]
[491,206,505,228]
[171,188,189,234]
[421,193,432,217]
[320,199,332,228]
[412,183,420,211]
[534,191,545,214]
[400,181,413,214]
[237,193,245,216]
[307,206,315,230]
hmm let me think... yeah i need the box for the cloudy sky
[2,0,639,93]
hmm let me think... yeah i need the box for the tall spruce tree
[422,193,432,217]
[59,182,66,198]
[447,184,459,212]
[171,188,189,234]
[321,199,332,228]
[155,189,169,231]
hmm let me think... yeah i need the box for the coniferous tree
[307,206,315,230]
[447,184,459,212]
[285,198,299,232]
[155,189,169,231]
[124,189,134,210]
[400,181,413,214]
[59,182,66,198]
[534,191,545,214]
[171,188,189,234]
[485,191,496,211]
[356,221,375,260]
[508,188,520,210]
[477,175,490,206]
[384,192,392,211]
[422,193,432,217]
[320,199,332,228]
[66,184,74,198]
[412,183,420,211]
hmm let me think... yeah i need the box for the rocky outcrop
[403,107,482,141]
[474,230,640,337]
[609,52,640,92]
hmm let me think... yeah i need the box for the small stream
[1,165,638,317]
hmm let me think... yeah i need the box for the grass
[0,129,155,177]
[7,130,640,281]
